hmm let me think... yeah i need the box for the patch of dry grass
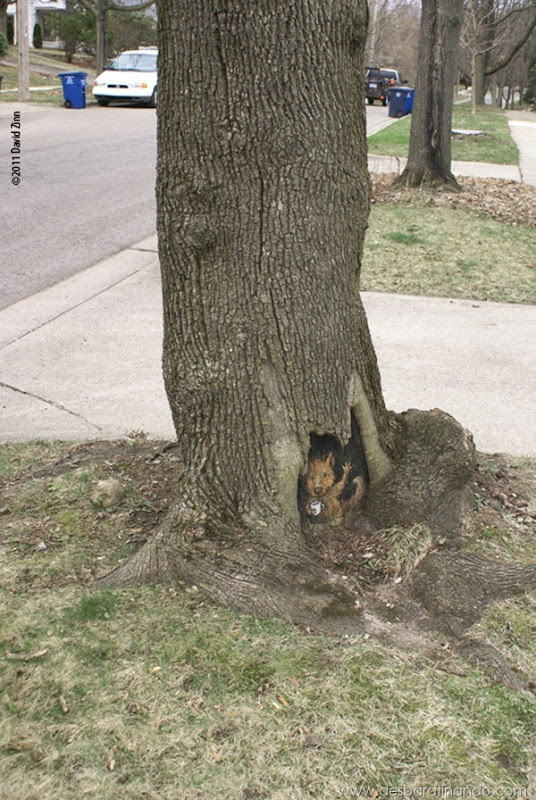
[471,594,536,686]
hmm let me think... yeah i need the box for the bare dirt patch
[0,438,181,590]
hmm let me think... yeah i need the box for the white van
[92,47,158,107]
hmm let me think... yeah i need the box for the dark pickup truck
[365,67,400,106]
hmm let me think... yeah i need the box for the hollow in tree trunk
[100,0,476,630]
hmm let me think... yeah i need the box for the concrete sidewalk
[507,111,536,187]
[368,153,522,182]
[0,235,173,441]
[368,110,536,188]
[1,235,535,455]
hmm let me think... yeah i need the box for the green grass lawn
[0,62,77,105]
[0,45,95,104]
[1,440,535,798]
[362,203,536,304]
[0,63,62,93]
[368,103,520,165]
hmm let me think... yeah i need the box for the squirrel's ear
[327,453,335,468]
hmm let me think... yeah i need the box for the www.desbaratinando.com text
[338,787,529,799]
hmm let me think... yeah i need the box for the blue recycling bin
[388,86,415,118]
[58,71,87,109]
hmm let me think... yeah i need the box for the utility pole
[17,0,30,101]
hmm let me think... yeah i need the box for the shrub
[7,15,14,45]
[54,11,94,63]
[0,30,8,58]
[33,22,43,49]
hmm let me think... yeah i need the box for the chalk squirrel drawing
[305,452,366,525]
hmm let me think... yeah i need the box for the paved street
[365,102,397,136]
[0,104,156,309]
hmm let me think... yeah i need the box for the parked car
[365,66,401,106]
[92,47,158,107]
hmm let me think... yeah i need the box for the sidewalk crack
[0,381,104,432]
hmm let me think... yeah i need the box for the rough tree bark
[100,0,476,629]
[395,0,464,187]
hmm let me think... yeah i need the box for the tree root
[96,408,534,692]
[409,551,536,636]
[98,499,365,633]
[367,549,536,693]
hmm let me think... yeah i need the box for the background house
[8,0,67,49]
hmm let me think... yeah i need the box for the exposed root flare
[392,169,462,192]
[98,498,364,632]
[95,409,536,691]
[348,372,392,485]
[366,408,476,534]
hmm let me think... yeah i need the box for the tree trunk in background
[396,0,464,187]
[367,0,379,64]
[0,0,15,38]
[472,50,486,110]
[0,3,7,37]
[100,0,475,629]
[471,0,495,109]
[96,1,108,73]
[79,0,156,76]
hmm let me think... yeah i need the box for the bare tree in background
[366,0,421,82]
[461,0,536,109]
[78,0,154,72]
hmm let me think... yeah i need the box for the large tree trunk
[396,0,464,187]
[100,0,475,629]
